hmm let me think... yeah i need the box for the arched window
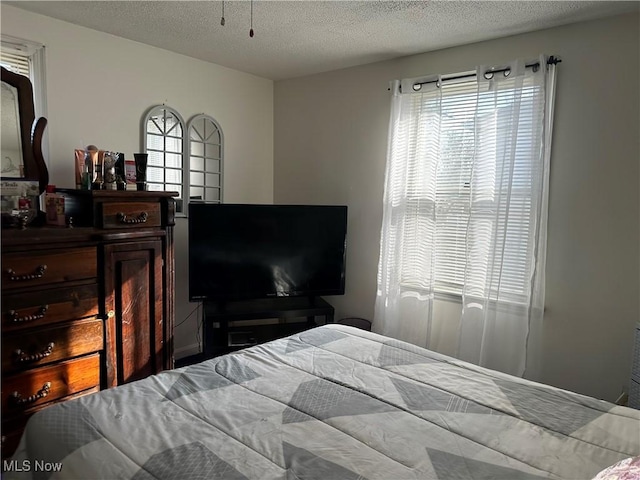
[142,105,186,210]
[187,114,223,205]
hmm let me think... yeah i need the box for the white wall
[274,13,640,402]
[1,5,274,358]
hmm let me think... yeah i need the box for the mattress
[7,324,640,479]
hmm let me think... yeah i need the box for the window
[143,106,224,213]
[408,79,540,301]
[428,82,476,295]
[377,59,555,371]
[1,48,30,76]
[1,35,46,118]
[385,68,547,304]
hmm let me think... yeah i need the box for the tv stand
[203,297,334,357]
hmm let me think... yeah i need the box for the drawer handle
[8,305,49,323]
[117,212,148,224]
[11,382,52,406]
[14,342,55,364]
[6,264,47,282]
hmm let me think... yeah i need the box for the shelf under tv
[203,297,335,358]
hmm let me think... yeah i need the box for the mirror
[187,114,223,204]
[0,66,48,193]
[1,82,23,176]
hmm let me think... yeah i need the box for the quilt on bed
[7,324,640,480]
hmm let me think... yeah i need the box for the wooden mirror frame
[1,66,48,193]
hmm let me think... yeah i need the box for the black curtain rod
[392,56,561,92]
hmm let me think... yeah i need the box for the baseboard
[175,342,201,360]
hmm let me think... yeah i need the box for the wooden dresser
[1,191,176,458]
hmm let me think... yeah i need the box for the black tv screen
[189,203,347,301]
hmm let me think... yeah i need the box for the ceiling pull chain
[249,0,254,37]
[220,0,225,26]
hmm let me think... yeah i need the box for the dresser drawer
[2,247,97,291]
[101,202,161,229]
[2,283,99,332]
[2,354,100,411]
[2,317,103,373]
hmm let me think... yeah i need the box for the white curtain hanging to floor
[374,55,557,377]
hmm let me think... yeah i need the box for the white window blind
[0,50,30,78]
[399,75,543,302]
[1,36,48,159]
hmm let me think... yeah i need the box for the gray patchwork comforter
[8,324,640,479]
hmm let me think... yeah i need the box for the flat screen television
[188,203,347,302]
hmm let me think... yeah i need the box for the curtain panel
[374,56,556,377]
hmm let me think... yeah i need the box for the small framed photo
[125,159,137,190]
[1,179,40,213]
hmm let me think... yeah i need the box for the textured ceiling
[7,1,639,80]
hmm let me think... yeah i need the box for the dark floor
[174,318,371,369]
[175,353,206,368]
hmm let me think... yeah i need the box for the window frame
[397,77,541,306]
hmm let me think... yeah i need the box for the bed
[7,324,640,479]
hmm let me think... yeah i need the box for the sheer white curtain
[374,77,442,347]
[375,56,556,377]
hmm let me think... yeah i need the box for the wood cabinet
[103,239,164,386]
[1,191,176,458]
